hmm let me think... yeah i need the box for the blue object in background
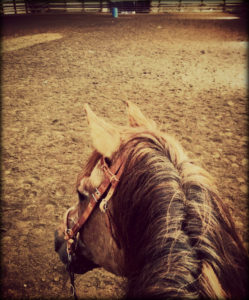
[112,7,118,18]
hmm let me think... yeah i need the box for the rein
[63,155,126,298]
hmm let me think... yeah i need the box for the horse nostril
[54,231,69,265]
[54,229,99,274]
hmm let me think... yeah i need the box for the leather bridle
[63,154,126,298]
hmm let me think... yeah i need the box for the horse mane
[110,130,248,299]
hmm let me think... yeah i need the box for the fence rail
[0,0,246,15]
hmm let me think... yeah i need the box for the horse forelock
[76,150,102,190]
[110,129,248,299]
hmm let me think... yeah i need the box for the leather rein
[63,155,125,298]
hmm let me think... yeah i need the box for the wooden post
[24,0,28,14]
[13,0,17,14]
[200,0,203,12]
[179,0,182,12]
[0,2,3,15]
[46,0,49,13]
[223,0,226,12]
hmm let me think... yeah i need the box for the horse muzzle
[54,229,99,274]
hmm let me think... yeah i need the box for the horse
[55,101,248,299]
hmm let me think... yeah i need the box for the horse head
[55,102,248,298]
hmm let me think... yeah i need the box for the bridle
[63,154,126,299]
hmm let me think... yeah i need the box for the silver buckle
[92,188,100,202]
[99,198,108,213]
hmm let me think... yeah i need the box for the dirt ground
[1,12,248,299]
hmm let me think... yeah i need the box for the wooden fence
[0,0,246,15]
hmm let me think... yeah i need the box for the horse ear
[84,104,121,158]
[126,101,157,130]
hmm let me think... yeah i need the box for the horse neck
[113,146,199,298]
[112,138,248,298]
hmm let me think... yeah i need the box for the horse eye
[77,190,88,202]
[104,157,111,167]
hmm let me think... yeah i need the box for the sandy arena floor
[1,12,248,298]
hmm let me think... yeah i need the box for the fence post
[24,0,28,14]
[179,0,182,12]
[13,0,17,14]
